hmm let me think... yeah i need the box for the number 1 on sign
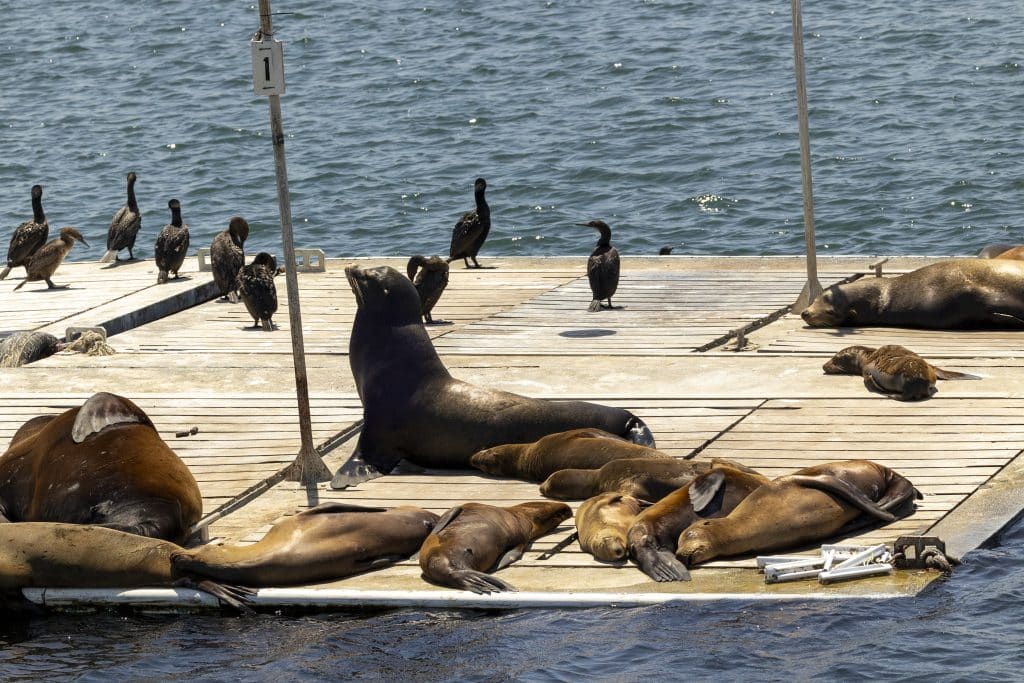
[251,38,285,95]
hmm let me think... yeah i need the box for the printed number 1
[263,56,271,82]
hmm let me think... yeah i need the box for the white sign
[251,38,285,96]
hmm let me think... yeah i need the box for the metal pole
[257,0,330,483]
[790,0,823,311]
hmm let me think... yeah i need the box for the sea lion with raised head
[540,457,723,501]
[824,344,980,400]
[626,465,769,582]
[0,392,202,543]
[470,428,667,484]
[801,259,1024,329]
[675,460,920,568]
[331,265,655,488]
[575,493,646,563]
[419,501,571,593]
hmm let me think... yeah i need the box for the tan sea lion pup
[575,493,647,563]
[419,501,571,593]
[470,428,669,483]
[824,344,980,401]
[675,460,921,568]
[627,465,769,582]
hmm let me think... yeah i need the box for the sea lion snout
[593,535,628,562]
[675,524,715,567]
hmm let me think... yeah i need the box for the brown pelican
[101,172,141,262]
[154,199,190,283]
[448,177,490,268]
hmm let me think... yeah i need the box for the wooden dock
[4,254,1023,608]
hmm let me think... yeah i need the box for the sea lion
[470,428,668,484]
[331,265,655,488]
[419,501,571,593]
[800,259,1024,329]
[0,392,202,543]
[994,246,1024,260]
[0,331,60,368]
[675,460,921,568]
[540,457,718,501]
[575,493,645,563]
[978,243,1018,258]
[824,344,980,401]
[172,503,439,586]
[627,465,769,582]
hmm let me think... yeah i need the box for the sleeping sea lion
[539,457,754,501]
[0,392,202,543]
[470,428,668,483]
[800,259,1024,329]
[418,501,571,594]
[626,465,769,582]
[824,344,980,401]
[331,265,654,488]
[575,493,645,563]
[978,243,1017,259]
[675,460,921,568]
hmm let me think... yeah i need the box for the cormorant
[13,227,89,291]
[577,220,620,312]
[238,252,280,331]
[211,216,249,302]
[101,172,142,262]
[448,177,490,268]
[407,254,450,324]
[659,246,674,255]
[1,185,49,280]
[154,199,190,283]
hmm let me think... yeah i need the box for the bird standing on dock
[448,177,490,268]
[1,184,49,280]
[407,254,450,324]
[13,226,89,291]
[238,252,280,331]
[154,199,190,283]
[101,171,142,262]
[211,216,249,302]
[578,220,620,311]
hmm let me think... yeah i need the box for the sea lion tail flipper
[785,474,897,522]
[430,506,463,534]
[494,545,525,571]
[452,569,518,594]
[330,445,398,489]
[633,546,691,582]
[992,311,1024,328]
[71,392,155,443]
[299,502,389,516]
[934,368,982,381]
[174,577,257,614]
[625,416,655,448]
[689,469,727,513]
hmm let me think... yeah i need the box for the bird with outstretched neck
[448,177,490,268]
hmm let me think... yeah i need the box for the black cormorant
[1,185,49,280]
[577,220,620,312]
[101,172,142,262]
[154,199,190,283]
[238,252,280,331]
[448,177,490,268]
[13,227,89,291]
[407,254,450,324]
[211,216,249,302]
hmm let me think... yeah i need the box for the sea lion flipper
[633,546,691,582]
[329,444,397,489]
[494,545,524,571]
[625,417,656,448]
[934,368,982,381]
[299,502,388,516]
[452,569,517,594]
[709,458,760,475]
[71,392,155,443]
[689,469,726,513]
[785,474,898,522]
[430,506,463,534]
[174,577,256,614]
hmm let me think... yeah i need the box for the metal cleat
[893,536,956,572]
[197,247,212,272]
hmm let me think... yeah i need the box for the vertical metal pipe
[790,0,823,311]
[257,0,330,483]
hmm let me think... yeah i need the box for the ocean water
[4,1,1024,678]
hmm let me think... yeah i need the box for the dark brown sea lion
[0,392,202,543]
[575,493,645,563]
[470,428,668,483]
[331,265,655,488]
[172,503,439,585]
[626,465,769,582]
[419,501,571,593]
[539,457,741,501]
[824,344,980,401]
[675,460,921,568]
[800,259,1024,329]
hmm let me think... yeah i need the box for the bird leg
[46,278,69,290]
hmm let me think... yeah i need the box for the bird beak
[575,223,591,227]
[79,237,91,248]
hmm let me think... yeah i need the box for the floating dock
[4,254,1023,610]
